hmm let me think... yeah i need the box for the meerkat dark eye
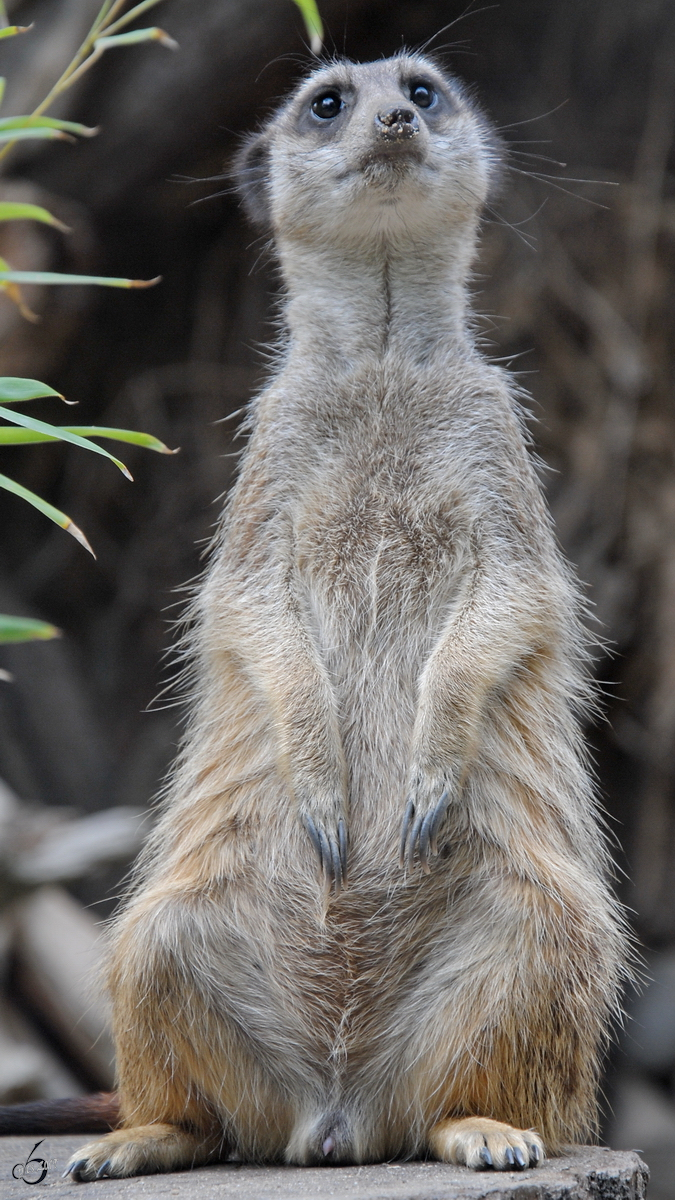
[311,90,343,119]
[409,81,436,109]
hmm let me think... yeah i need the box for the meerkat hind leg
[428,1117,544,1171]
[65,1124,223,1182]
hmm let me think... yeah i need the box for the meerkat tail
[0,1092,120,1135]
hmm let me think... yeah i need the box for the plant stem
[0,0,165,165]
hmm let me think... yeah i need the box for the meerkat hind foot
[65,1124,221,1182]
[428,1116,544,1171]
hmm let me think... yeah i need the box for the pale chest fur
[261,360,509,668]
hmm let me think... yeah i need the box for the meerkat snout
[375,106,419,140]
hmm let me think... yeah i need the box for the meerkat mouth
[359,139,425,187]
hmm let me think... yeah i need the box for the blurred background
[0,0,673,1192]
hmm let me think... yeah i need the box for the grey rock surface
[0,1139,648,1200]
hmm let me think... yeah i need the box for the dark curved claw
[407,811,424,869]
[97,1160,112,1179]
[304,814,322,862]
[399,799,415,866]
[479,1146,493,1168]
[400,790,450,871]
[317,826,332,879]
[417,808,435,870]
[428,789,449,856]
[513,1147,526,1170]
[64,1158,88,1182]
[338,819,348,882]
[528,1143,542,1165]
[329,834,343,892]
[504,1147,515,1168]
[303,814,347,893]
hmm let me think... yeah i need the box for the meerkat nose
[376,107,419,139]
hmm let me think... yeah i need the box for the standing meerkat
[65,53,628,1181]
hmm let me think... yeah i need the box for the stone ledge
[0,1138,648,1199]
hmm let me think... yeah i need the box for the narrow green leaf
[0,614,60,642]
[65,426,176,453]
[292,0,323,53]
[0,26,31,41]
[0,406,133,479]
[0,202,70,232]
[0,377,64,403]
[0,127,74,144]
[104,0,167,38]
[0,115,98,136]
[0,79,6,107]
[0,270,160,289]
[0,471,94,555]
[0,254,39,321]
[0,425,176,454]
[94,27,178,51]
[0,428,51,443]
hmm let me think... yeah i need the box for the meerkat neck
[278,228,478,369]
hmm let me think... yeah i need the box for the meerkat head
[235,53,501,251]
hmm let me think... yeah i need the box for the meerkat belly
[294,474,468,825]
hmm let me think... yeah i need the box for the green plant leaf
[0,26,31,41]
[0,270,160,289]
[292,0,323,53]
[0,115,98,136]
[0,406,133,478]
[0,202,70,232]
[104,0,168,38]
[0,614,59,642]
[0,471,94,555]
[0,377,64,403]
[0,425,176,453]
[0,255,39,320]
[0,127,76,144]
[94,27,178,52]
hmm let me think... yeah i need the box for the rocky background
[0,1,673,1195]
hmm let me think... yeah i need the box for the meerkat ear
[234,130,272,228]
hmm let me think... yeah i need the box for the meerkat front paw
[399,767,457,871]
[302,810,348,892]
[64,1125,220,1181]
[428,1116,544,1170]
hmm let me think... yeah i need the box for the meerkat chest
[286,421,474,654]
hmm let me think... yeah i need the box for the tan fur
[67,54,628,1182]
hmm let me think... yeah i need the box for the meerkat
[59,52,628,1181]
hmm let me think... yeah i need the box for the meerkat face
[236,54,501,249]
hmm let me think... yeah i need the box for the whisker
[189,187,237,206]
[415,3,500,54]
[483,201,537,251]
[512,168,617,186]
[509,150,568,168]
[507,166,612,208]
[255,52,316,84]
[497,99,569,131]
[170,173,229,185]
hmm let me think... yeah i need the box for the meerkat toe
[65,1125,219,1181]
[301,812,347,891]
[400,786,451,871]
[428,1117,544,1171]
